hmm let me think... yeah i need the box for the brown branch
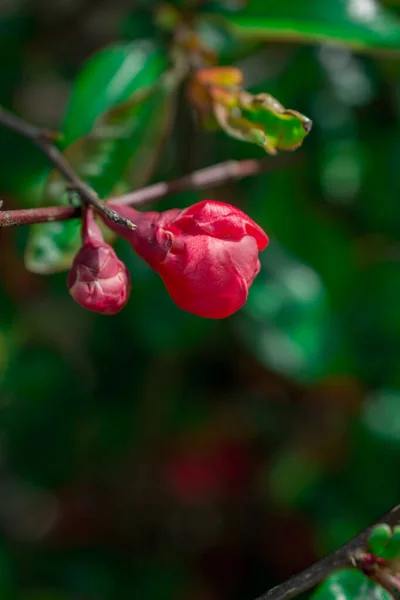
[256,503,400,600]
[0,205,81,227]
[0,155,300,228]
[0,106,136,230]
[109,155,296,207]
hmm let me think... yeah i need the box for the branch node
[0,105,136,232]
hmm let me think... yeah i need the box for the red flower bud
[107,200,268,319]
[68,210,131,315]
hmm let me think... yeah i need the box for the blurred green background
[2,1,400,599]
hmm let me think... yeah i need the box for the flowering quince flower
[67,209,131,315]
[105,200,268,319]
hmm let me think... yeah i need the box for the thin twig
[109,155,297,207]
[256,504,400,600]
[0,106,136,230]
[0,205,80,227]
[0,155,300,227]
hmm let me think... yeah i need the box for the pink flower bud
[68,210,131,315]
[106,200,268,319]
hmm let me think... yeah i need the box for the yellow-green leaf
[213,91,312,154]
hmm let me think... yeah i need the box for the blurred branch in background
[0,106,136,230]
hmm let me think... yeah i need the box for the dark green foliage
[1,1,400,600]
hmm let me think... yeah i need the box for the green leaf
[24,219,81,275]
[383,525,400,559]
[50,44,179,199]
[311,570,392,600]
[218,0,400,53]
[46,73,177,203]
[62,40,168,146]
[368,524,392,556]
[58,39,174,199]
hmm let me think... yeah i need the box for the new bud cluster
[68,201,268,319]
